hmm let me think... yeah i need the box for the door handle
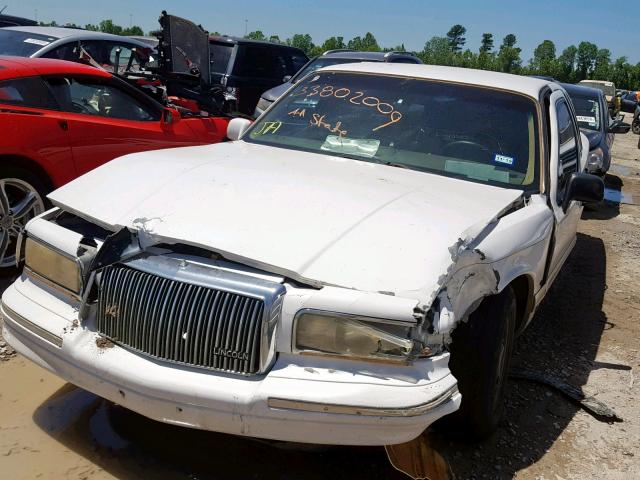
[58,120,69,131]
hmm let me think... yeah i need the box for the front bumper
[1,279,460,446]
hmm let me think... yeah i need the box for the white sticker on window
[576,116,596,124]
[23,38,51,46]
[494,153,515,166]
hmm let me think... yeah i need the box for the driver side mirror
[162,107,180,125]
[607,119,631,134]
[563,172,604,212]
[227,118,253,141]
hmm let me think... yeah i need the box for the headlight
[256,97,273,113]
[294,310,415,362]
[587,147,604,171]
[24,237,82,294]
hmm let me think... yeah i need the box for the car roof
[209,35,305,51]
[0,14,38,26]
[579,79,614,87]
[0,56,112,80]
[2,26,150,47]
[321,50,418,61]
[319,63,554,98]
[560,82,603,98]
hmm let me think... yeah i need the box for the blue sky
[4,0,638,63]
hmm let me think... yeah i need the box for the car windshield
[292,57,373,83]
[0,30,58,56]
[246,71,540,190]
[569,93,601,131]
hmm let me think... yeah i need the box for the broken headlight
[294,310,415,362]
[24,237,82,294]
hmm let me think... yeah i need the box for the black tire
[436,286,516,441]
[0,166,50,275]
[632,120,640,135]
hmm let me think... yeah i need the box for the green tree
[592,48,611,80]
[476,33,496,70]
[384,43,407,52]
[610,57,633,89]
[446,24,467,52]
[99,19,123,35]
[530,40,557,77]
[497,34,521,73]
[480,33,494,53]
[557,45,577,82]
[320,36,346,52]
[347,32,381,52]
[269,35,282,44]
[245,30,266,40]
[122,26,144,36]
[576,41,598,80]
[288,33,315,55]
[420,36,453,65]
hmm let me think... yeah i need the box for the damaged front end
[7,197,537,445]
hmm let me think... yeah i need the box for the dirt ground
[1,128,639,480]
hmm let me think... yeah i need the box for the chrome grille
[95,257,284,375]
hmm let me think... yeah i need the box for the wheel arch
[506,274,535,334]
[0,154,55,192]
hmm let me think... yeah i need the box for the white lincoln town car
[2,63,603,445]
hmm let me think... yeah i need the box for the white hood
[49,141,523,299]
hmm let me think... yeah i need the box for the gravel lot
[1,127,639,480]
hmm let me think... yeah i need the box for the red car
[0,56,229,269]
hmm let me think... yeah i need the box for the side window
[106,43,144,73]
[236,46,276,78]
[44,77,160,121]
[555,98,579,204]
[41,42,80,62]
[0,77,58,110]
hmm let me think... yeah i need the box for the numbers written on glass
[291,84,402,131]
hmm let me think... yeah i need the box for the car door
[0,76,76,186]
[547,90,582,279]
[43,75,208,176]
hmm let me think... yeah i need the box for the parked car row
[561,83,630,176]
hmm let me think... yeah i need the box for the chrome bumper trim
[1,302,63,348]
[268,384,458,417]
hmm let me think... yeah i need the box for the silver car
[0,26,151,72]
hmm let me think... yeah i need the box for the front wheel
[436,286,516,441]
[632,119,640,135]
[0,167,48,273]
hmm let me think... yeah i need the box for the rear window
[0,76,58,109]
[233,45,279,78]
[292,57,373,83]
[569,93,601,131]
[210,41,233,74]
[0,30,58,56]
